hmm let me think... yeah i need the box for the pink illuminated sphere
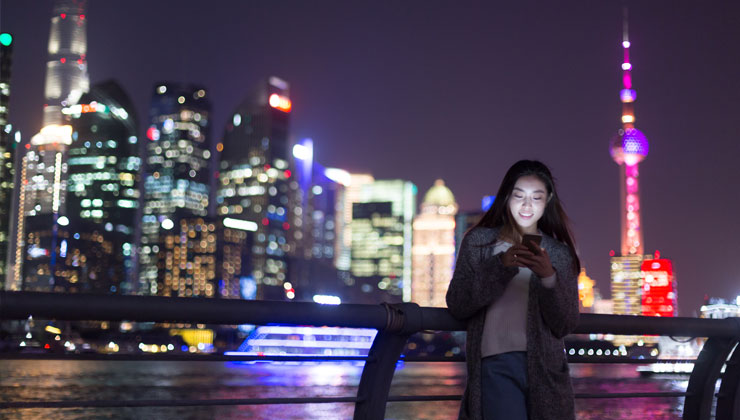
[610,128,649,165]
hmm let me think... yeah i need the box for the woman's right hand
[501,244,528,267]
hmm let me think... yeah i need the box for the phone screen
[522,234,542,253]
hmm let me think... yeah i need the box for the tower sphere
[610,127,649,165]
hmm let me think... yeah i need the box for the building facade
[140,83,212,296]
[15,0,89,292]
[0,32,15,287]
[349,179,416,303]
[64,80,140,294]
[216,77,299,300]
[411,180,457,307]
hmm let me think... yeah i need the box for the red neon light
[268,94,292,113]
[60,58,66,64]
[61,13,66,19]
[80,15,85,20]
[262,218,269,226]
[284,170,291,178]
[640,258,676,317]
[282,222,290,230]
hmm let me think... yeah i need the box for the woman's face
[507,175,549,234]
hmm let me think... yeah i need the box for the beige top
[481,241,556,358]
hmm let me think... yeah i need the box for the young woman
[446,160,580,420]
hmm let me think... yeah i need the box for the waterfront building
[577,268,595,312]
[15,0,89,292]
[140,83,212,296]
[349,179,416,303]
[411,180,457,307]
[216,77,299,300]
[640,256,677,317]
[700,296,740,319]
[62,80,140,294]
[289,140,351,301]
[0,32,15,287]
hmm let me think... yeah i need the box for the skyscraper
[0,32,16,287]
[140,83,212,296]
[411,180,457,307]
[216,77,298,300]
[14,0,89,291]
[64,80,140,293]
[350,179,416,303]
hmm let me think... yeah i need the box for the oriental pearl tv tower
[609,10,651,318]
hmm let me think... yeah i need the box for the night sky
[2,1,740,315]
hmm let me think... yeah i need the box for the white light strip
[223,217,258,232]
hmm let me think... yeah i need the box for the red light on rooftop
[44,344,50,349]
[60,58,66,64]
[268,94,292,112]
[609,250,615,256]
[60,13,66,19]
[80,14,85,20]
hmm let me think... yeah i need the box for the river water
[0,360,687,419]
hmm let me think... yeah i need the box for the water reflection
[0,360,689,419]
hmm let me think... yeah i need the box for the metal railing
[0,291,739,419]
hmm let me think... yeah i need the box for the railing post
[353,302,422,420]
[683,337,735,420]
[715,319,740,420]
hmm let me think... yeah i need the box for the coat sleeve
[446,231,518,320]
[536,245,580,338]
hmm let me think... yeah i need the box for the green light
[0,33,12,47]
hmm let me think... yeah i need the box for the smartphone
[522,234,542,254]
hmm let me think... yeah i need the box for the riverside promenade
[0,291,738,420]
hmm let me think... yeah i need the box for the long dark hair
[473,160,580,272]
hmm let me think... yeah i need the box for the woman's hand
[505,244,556,278]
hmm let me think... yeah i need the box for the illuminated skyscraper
[140,83,212,296]
[411,180,457,307]
[350,179,416,303]
[609,11,650,316]
[640,255,677,317]
[64,80,140,293]
[0,32,16,286]
[217,77,298,300]
[289,140,352,301]
[14,0,89,291]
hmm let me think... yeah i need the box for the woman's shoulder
[464,226,500,246]
[542,234,572,259]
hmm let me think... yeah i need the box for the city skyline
[2,1,740,314]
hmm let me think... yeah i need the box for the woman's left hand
[511,244,556,278]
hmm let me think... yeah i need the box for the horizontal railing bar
[400,356,465,362]
[0,353,373,362]
[386,395,462,402]
[0,396,362,409]
[2,292,739,339]
[573,313,740,337]
[567,357,697,364]
[0,292,389,330]
[575,391,689,399]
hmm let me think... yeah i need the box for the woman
[446,160,580,420]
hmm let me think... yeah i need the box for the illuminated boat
[225,325,377,357]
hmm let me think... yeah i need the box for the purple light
[622,41,631,48]
[610,128,649,165]
[621,63,632,71]
[620,89,636,103]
